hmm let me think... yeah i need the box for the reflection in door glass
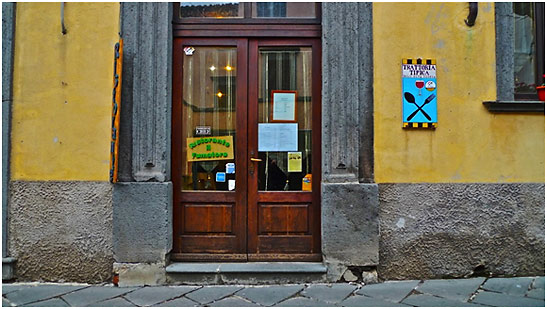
[258,47,313,191]
[180,2,244,18]
[181,47,237,191]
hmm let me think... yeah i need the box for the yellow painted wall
[11,3,120,181]
[373,3,545,183]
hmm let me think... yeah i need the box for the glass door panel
[257,47,313,191]
[181,46,238,191]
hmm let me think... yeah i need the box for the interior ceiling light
[216,91,224,98]
[225,65,233,71]
[209,65,216,71]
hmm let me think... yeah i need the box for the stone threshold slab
[166,262,327,274]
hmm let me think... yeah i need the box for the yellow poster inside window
[187,136,234,162]
[288,151,302,172]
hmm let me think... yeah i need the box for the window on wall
[513,2,545,100]
[252,3,316,18]
[254,2,286,17]
[484,2,544,112]
[176,2,319,22]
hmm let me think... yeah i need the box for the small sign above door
[195,126,211,136]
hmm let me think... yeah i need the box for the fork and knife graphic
[404,92,435,121]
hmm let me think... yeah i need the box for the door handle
[249,157,261,175]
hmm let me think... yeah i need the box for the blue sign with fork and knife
[402,58,437,129]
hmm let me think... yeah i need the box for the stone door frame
[113,2,379,282]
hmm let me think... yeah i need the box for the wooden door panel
[180,191,236,203]
[183,203,234,233]
[179,235,240,252]
[257,191,312,202]
[258,204,309,234]
[257,235,313,252]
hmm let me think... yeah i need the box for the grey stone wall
[118,2,172,183]
[322,2,373,183]
[113,182,172,263]
[112,3,173,271]
[321,3,378,281]
[8,181,113,283]
[494,3,514,101]
[322,183,379,281]
[378,183,545,280]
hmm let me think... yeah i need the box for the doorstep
[166,262,328,285]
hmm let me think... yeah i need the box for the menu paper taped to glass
[258,123,298,152]
[272,91,297,122]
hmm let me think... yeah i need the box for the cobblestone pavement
[2,276,544,307]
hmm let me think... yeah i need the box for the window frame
[483,2,545,112]
[173,2,321,25]
[514,2,545,101]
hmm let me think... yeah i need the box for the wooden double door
[172,37,321,261]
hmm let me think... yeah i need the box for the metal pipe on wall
[465,2,478,27]
[61,2,67,34]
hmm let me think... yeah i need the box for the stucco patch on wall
[378,183,545,280]
[8,181,113,283]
